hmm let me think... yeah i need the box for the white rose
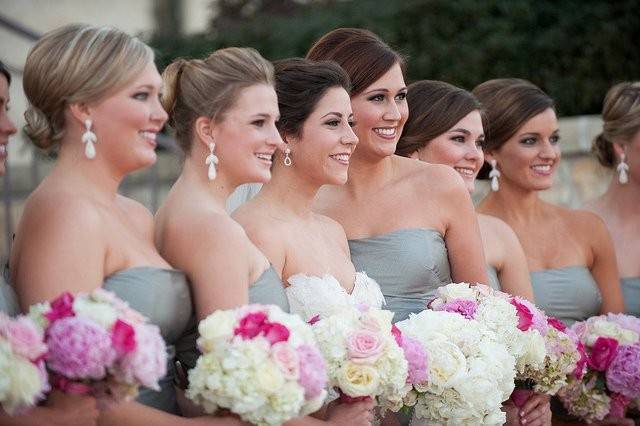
[73,297,118,329]
[423,339,467,391]
[197,310,236,351]
[437,283,477,301]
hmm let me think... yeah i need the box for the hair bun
[23,106,57,149]
[592,132,615,168]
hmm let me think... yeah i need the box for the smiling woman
[473,78,625,328]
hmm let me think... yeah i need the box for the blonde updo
[23,24,153,149]
[592,82,640,167]
[161,47,274,152]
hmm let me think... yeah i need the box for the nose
[341,125,359,146]
[539,139,559,160]
[0,112,17,137]
[382,100,402,122]
[152,97,169,125]
[267,124,284,147]
[464,142,482,162]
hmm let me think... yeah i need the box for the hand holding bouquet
[29,289,167,408]
[0,313,49,415]
[187,304,327,426]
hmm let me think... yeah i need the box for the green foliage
[150,0,640,116]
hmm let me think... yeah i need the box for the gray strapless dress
[103,267,193,415]
[176,265,289,371]
[348,228,451,323]
[0,278,20,316]
[530,266,601,327]
[486,265,501,291]
[622,276,640,317]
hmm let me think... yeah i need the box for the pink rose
[588,337,619,372]
[234,311,268,339]
[111,319,137,356]
[510,298,534,331]
[262,322,290,345]
[547,316,567,332]
[271,342,300,380]
[45,292,75,323]
[347,329,384,364]
[0,314,47,362]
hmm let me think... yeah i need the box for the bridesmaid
[156,51,372,426]
[585,82,640,317]
[9,24,222,424]
[396,80,549,426]
[472,78,625,326]
[233,58,384,321]
[0,59,99,426]
[396,80,534,300]
[307,29,488,323]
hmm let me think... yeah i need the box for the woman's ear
[68,102,92,127]
[612,142,626,161]
[194,116,215,149]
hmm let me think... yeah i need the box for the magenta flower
[308,314,320,325]
[547,316,567,332]
[111,319,137,356]
[608,392,631,418]
[510,298,533,331]
[574,341,588,379]
[234,311,268,339]
[46,316,116,379]
[296,344,327,399]
[440,299,477,320]
[391,324,402,346]
[588,337,619,372]
[400,335,429,384]
[605,344,640,399]
[45,292,75,322]
[262,322,290,345]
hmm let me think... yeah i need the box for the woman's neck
[181,155,238,209]
[599,176,640,215]
[479,178,545,223]
[259,165,321,219]
[343,151,395,196]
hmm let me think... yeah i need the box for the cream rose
[337,362,380,397]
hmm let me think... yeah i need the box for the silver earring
[617,153,629,184]
[82,119,97,159]
[283,147,292,166]
[205,142,219,181]
[489,159,500,192]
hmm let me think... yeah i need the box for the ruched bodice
[622,276,640,317]
[285,271,385,321]
[103,266,193,414]
[530,266,601,327]
[248,265,290,312]
[486,265,501,291]
[348,228,451,322]
[0,278,19,316]
[176,265,288,372]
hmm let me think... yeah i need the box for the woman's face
[89,61,168,173]
[286,86,358,185]
[412,110,484,193]
[350,63,408,160]
[213,83,282,185]
[0,74,17,176]
[488,108,560,191]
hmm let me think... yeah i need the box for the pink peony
[400,334,429,384]
[111,319,137,356]
[510,298,534,331]
[0,313,47,362]
[271,342,300,380]
[262,322,290,345]
[46,316,116,379]
[439,299,477,320]
[45,292,75,322]
[588,337,619,372]
[605,344,640,399]
[116,323,167,390]
[347,329,384,364]
[234,311,268,339]
[296,344,327,399]
[547,316,567,332]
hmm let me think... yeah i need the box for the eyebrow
[321,112,343,119]
[363,87,408,96]
[519,129,560,137]
[448,128,471,135]
[134,84,160,91]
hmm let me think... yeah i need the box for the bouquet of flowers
[309,305,409,406]
[397,308,516,425]
[186,304,327,426]
[29,290,167,407]
[0,313,49,415]
[558,313,640,423]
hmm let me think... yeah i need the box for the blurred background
[1,0,639,260]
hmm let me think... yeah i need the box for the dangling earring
[489,159,500,192]
[617,153,629,184]
[82,119,97,159]
[205,142,219,181]
[283,146,292,166]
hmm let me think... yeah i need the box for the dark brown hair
[274,58,351,139]
[473,78,554,178]
[162,47,274,152]
[306,28,405,96]
[0,60,11,85]
[397,80,482,157]
[592,82,640,168]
